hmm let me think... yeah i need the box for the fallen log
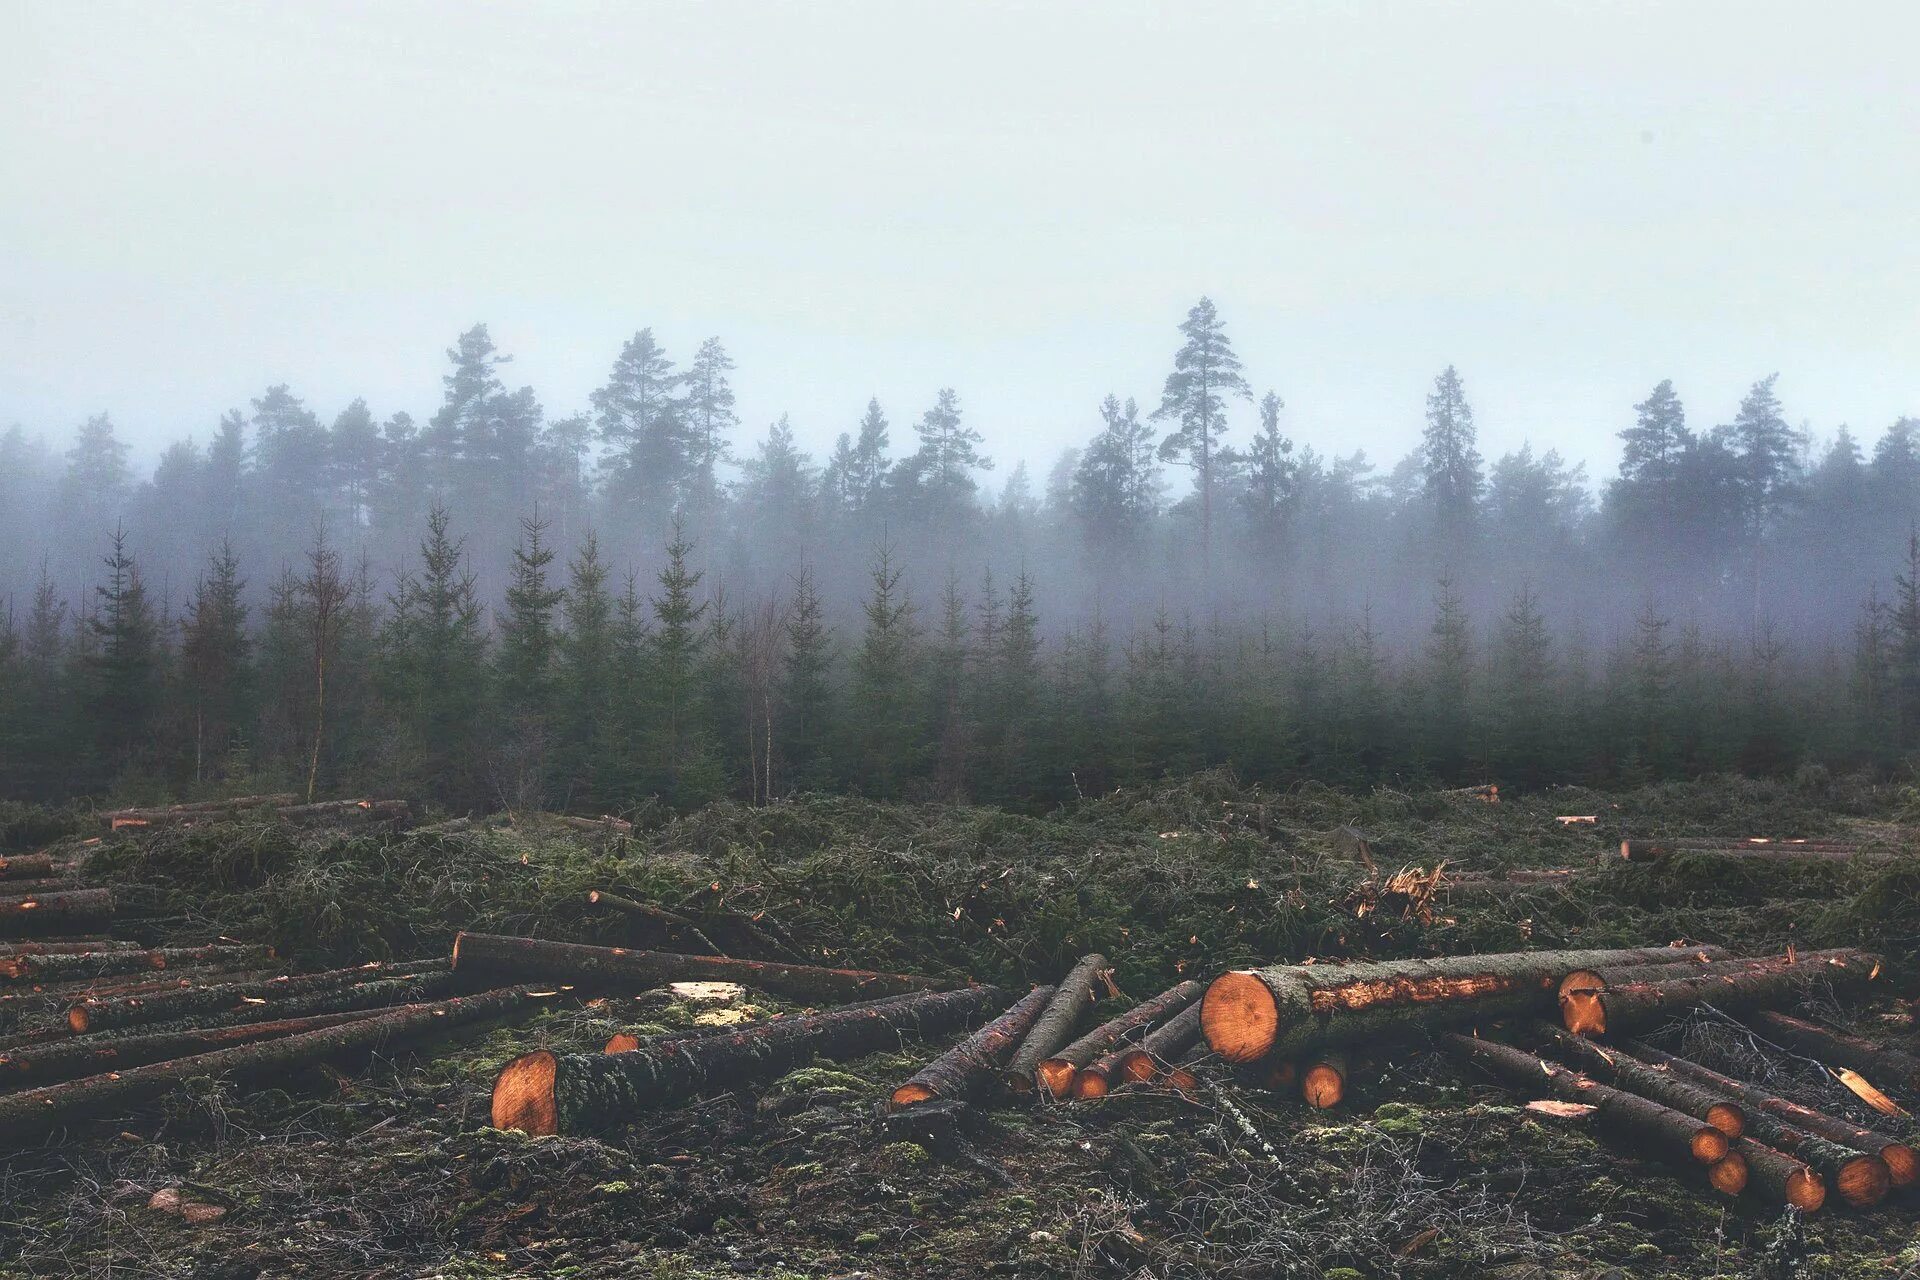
[1301,1049,1351,1109]
[493,985,1005,1136]
[99,793,300,830]
[0,986,549,1142]
[1560,951,1882,1037]
[275,799,411,827]
[1,944,272,983]
[552,814,634,835]
[1749,1010,1920,1098]
[1041,981,1203,1100]
[0,940,141,959]
[1525,1022,1744,1136]
[1439,1032,1729,1165]
[891,985,1056,1108]
[1003,953,1110,1094]
[68,959,451,1034]
[1706,1149,1749,1196]
[450,932,937,1004]
[1628,1040,1913,1196]
[0,889,114,936]
[1621,839,1862,862]
[1731,1136,1827,1210]
[1557,949,1868,1009]
[1113,1003,1204,1085]
[1205,946,1728,1063]
[0,855,55,881]
[0,1008,383,1087]
[587,891,724,956]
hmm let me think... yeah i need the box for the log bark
[0,944,272,983]
[492,985,1005,1136]
[67,959,451,1034]
[1750,1010,1920,1098]
[587,891,724,956]
[99,793,299,830]
[1067,982,1198,1105]
[1204,946,1727,1063]
[1627,1040,1910,1199]
[1041,980,1202,1100]
[1114,1003,1204,1085]
[552,814,634,835]
[275,799,411,827]
[1561,951,1882,1037]
[1302,1049,1350,1109]
[450,931,938,1003]
[0,1008,383,1087]
[1525,1021,1744,1136]
[0,855,55,881]
[0,940,141,959]
[891,985,1055,1108]
[1440,1032,1730,1165]
[1002,953,1110,1094]
[0,889,114,935]
[1731,1137,1827,1211]
[0,986,548,1142]
[1621,839,1862,862]
[1557,950,1869,1011]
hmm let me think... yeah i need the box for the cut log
[1525,1022,1744,1137]
[1114,1003,1204,1085]
[0,1008,384,1087]
[275,799,410,827]
[1731,1137,1827,1211]
[0,944,273,983]
[0,940,141,959]
[67,959,452,1034]
[1561,951,1882,1037]
[1039,980,1203,1100]
[891,985,1056,1108]
[552,813,634,835]
[1163,1045,1210,1093]
[1707,1150,1748,1196]
[587,891,724,956]
[99,793,300,830]
[1627,1040,1910,1198]
[0,986,549,1142]
[449,932,937,1003]
[1557,950,1869,1015]
[0,889,115,936]
[1621,839,1862,862]
[492,985,1005,1136]
[0,855,56,881]
[1440,1032,1729,1165]
[1750,1010,1920,1098]
[1205,946,1728,1063]
[1302,1049,1350,1109]
[1002,953,1110,1094]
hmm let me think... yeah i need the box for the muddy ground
[4,772,1920,1278]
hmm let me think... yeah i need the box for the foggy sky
[4,1,1917,479]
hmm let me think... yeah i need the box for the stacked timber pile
[99,794,411,833]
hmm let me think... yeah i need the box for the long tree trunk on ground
[3,968,284,1029]
[450,932,938,1003]
[0,890,114,936]
[1524,1021,1744,1136]
[1555,950,1861,1000]
[1,944,272,983]
[1204,946,1726,1063]
[1728,1136,1827,1210]
[1113,1002,1203,1086]
[586,891,724,956]
[1627,1039,1911,1198]
[1043,981,1202,1100]
[276,799,411,826]
[493,986,1005,1136]
[0,1008,383,1087]
[0,855,56,881]
[1439,1032,1730,1166]
[891,985,1055,1108]
[0,986,550,1142]
[1749,1010,1920,1097]
[99,794,300,830]
[68,960,452,1033]
[0,940,141,959]
[1003,953,1109,1094]
[1561,951,1881,1037]
[1620,839,1863,862]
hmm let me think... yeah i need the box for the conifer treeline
[4,296,1920,805]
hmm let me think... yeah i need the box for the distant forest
[5,298,1920,808]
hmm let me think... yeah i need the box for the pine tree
[1619,380,1690,486]
[681,337,738,512]
[1731,373,1797,532]
[1422,366,1483,557]
[1241,389,1296,550]
[1071,395,1160,550]
[593,329,685,517]
[177,541,251,786]
[779,566,835,791]
[848,546,922,796]
[84,529,161,787]
[1152,298,1252,560]
[906,388,991,515]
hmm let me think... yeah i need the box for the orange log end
[1787,1166,1827,1213]
[1836,1155,1891,1208]
[1116,1050,1156,1084]
[1881,1143,1918,1188]
[1201,971,1279,1064]
[1705,1102,1744,1139]
[604,1033,641,1054]
[1560,990,1605,1037]
[1302,1063,1345,1109]
[1036,1059,1077,1100]
[492,1050,560,1135]
[1074,1070,1110,1100]
[1689,1127,1730,1164]
[1707,1152,1748,1196]
[890,1082,936,1109]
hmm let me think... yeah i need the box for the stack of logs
[99,793,412,833]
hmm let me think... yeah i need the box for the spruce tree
[848,546,922,797]
[1241,390,1296,550]
[643,523,723,807]
[1422,577,1475,780]
[681,337,738,512]
[929,572,973,800]
[1493,585,1554,787]
[385,508,489,806]
[779,566,835,791]
[1422,366,1483,559]
[177,541,251,787]
[555,532,618,808]
[84,530,161,787]
[593,329,684,518]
